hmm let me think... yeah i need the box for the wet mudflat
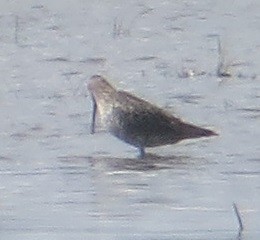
[0,1,259,239]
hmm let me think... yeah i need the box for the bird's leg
[90,95,97,134]
[138,147,145,159]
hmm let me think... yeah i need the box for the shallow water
[0,1,259,239]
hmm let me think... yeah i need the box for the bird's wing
[115,91,185,138]
[116,90,183,125]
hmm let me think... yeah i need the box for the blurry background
[0,0,259,239]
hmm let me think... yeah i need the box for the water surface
[0,0,259,239]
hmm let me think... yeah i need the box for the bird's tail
[181,123,218,140]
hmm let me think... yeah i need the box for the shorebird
[88,75,217,158]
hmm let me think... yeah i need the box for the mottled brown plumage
[88,75,217,158]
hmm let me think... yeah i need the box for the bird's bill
[90,95,97,134]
